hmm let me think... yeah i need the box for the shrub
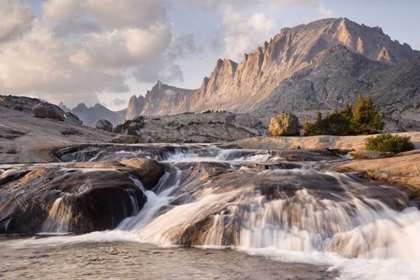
[304,105,354,136]
[303,94,384,136]
[365,133,415,154]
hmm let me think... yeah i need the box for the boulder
[0,167,147,234]
[120,158,165,190]
[64,112,83,125]
[32,102,65,121]
[96,119,113,132]
[269,113,300,136]
[349,150,394,160]
[112,135,139,144]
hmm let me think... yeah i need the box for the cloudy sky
[1,0,419,110]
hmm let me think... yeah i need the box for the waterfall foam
[11,144,420,279]
[41,196,72,233]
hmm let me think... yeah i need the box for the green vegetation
[365,133,415,154]
[304,95,384,136]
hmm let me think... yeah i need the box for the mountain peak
[125,94,145,120]
[128,17,420,120]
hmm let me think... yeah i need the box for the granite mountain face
[125,95,145,120]
[69,17,419,131]
[126,17,419,128]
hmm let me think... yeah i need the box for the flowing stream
[2,144,420,279]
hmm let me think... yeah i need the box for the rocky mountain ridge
[70,103,126,127]
[132,18,419,118]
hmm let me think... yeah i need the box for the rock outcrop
[32,103,65,121]
[125,95,145,120]
[0,102,111,164]
[113,112,269,143]
[96,119,113,132]
[269,114,300,136]
[120,158,165,190]
[1,96,68,123]
[64,112,82,125]
[349,150,394,159]
[0,166,147,234]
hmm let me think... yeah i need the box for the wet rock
[278,149,340,161]
[111,135,139,144]
[96,119,113,132]
[269,113,300,136]
[246,163,269,170]
[64,112,83,125]
[327,148,355,155]
[0,167,147,234]
[66,161,125,169]
[120,158,165,190]
[349,150,394,159]
[33,103,65,121]
[335,152,420,201]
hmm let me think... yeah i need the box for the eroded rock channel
[1,144,420,279]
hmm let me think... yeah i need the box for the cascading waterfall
[41,195,72,233]
[12,144,420,279]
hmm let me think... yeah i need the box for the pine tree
[303,94,384,136]
[351,94,384,134]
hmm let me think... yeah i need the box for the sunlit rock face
[124,18,420,131]
[0,158,166,234]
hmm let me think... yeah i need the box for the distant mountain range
[60,103,126,127]
[64,17,420,131]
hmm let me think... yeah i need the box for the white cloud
[184,0,318,13]
[317,4,333,17]
[83,0,167,28]
[109,98,127,107]
[219,10,276,61]
[43,0,78,21]
[165,89,177,96]
[270,0,318,9]
[186,0,322,61]
[0,0,201,107]
[0,0,34,43]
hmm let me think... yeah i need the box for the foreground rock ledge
[0,158,164,234]
[335,152,420,201]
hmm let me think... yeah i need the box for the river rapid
[1,144,420,280]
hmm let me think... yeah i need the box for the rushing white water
[7,145,420,279]
[41,196,72,233]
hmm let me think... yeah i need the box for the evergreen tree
[303,94,383,136]
[352,95,384,134]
